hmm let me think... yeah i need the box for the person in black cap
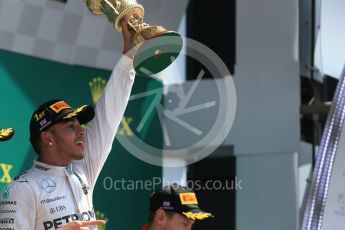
[142,184,213,230]
[0,18,135,230]
[0,128,14,142]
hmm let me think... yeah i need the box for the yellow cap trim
[63,105,88,119]
[182,212,213,220]
[0,128,14,140]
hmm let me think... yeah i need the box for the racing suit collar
[33,159,73,177]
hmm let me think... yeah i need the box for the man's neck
[37,154,70,167]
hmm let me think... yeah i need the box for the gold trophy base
[132,26,183,76]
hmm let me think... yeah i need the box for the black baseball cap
[29,99,95,142]
[149,184,213,221]
[0,128,14,142]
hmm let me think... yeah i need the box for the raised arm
[77,18,136,188]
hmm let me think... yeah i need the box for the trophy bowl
[84,0,183,76]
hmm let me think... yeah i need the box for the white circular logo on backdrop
[118,37,237,167]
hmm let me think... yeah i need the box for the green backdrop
[0,49,162,229]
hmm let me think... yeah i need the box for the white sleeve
[79,55,135,188]
[0,182,36,230]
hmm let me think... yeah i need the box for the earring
[49,142,53,146]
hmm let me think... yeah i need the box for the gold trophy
[84,0,183,76]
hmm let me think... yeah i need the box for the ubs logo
[41,178,56,193]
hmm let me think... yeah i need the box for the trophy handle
[84,0,104,15]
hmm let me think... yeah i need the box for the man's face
[48,118,86,161]
[163,213,195,230]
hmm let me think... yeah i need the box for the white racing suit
[0,55,135,230]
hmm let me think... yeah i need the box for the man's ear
[41,130,53,146]
[154,209,167,225]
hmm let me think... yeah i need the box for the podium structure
[302,65,345,230]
